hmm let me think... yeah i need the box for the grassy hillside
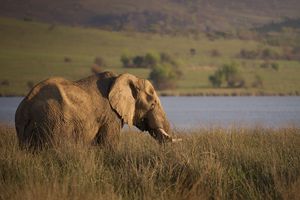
[0,17,300,96]
[0,125,299,199]
[1,0,300,32]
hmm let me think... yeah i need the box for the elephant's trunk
[150,128,182,144]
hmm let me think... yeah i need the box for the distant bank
[1,91,300,97]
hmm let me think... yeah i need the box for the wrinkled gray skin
[15,71,179,150]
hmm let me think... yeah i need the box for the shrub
[0,80,9,86]
[239,49,259,59]
[190,48,196,56]
[120,52,182,90]
[271,62,279,71]
[261,48,280,60]
[291,47,300,61]
[23,17,33,22]
[209,69,223,87]
[64,57,72,63]
[27,81,34,90]
[144,53,159,68]
[252,75,264,88]
[160,52,178,67]
[239,48,281,60]
[260,61,270,69]
[222,63,245,87]
[94,56,106,67]
[260,61,280,71]
[209,63,245,88]
[149,63,182,90]
[120,54,133,68]
[121,52,159,68]
[210,49,221,57]
[149,66,175,90]
[91,65,102,74]
[132,56,145,67]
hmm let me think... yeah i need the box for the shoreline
[1,91,300,97]
[159,91,300,97]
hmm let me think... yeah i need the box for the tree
[209,63,245,88]
[120,54,132,68]
[132,56,145,67]
[209,69,224,87]
[149,52,183,90]
[94,56,106,67]
[144,53,159,68]
[149,64,182,90]
[222,63,243,87]
[121,52,159,68]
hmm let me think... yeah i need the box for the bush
[260,61,270,69]
[94,56,106,67]
[209,63,245,88]
[91,65,102,74]
[239,48,281,60]
[64,57,72,63]
[190,48,196,56]
[149,53,183,90]
[120,54,133,68]
[0,80,9,86]
[27,81,34,90]
[260,61,280,71]
[160,52,177,66]
[252,75,264,88]
[271,62,279,71]
[132,56,145,67]
[144,53,159,68]
[149,63,182,90]
[121,52,159,68]
[222,63,245,87]
[209,69,223,87]
[210,49,221,57]
[261,48,280,60]
[239,49,259,59]
[120,52,182,90]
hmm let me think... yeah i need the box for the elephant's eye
[136,86,141,92]
[150,103,155,110]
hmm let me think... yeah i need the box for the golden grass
[0,125,300,199]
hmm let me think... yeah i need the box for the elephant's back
[16,77,68,122]
[15,78,94,141]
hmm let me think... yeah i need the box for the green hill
[0,17,300,96]
[1,0,300,33]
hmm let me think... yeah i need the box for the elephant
[15,71,181,150]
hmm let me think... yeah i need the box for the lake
[0,96,300,129]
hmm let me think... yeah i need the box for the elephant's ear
[108,73,137,126]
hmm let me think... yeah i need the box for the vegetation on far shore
[0,125,299,199]
[0,17,300,96]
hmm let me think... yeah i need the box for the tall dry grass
[0,125,299,200]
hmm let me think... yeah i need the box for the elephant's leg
[92,124,121,149]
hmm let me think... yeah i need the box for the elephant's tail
[15,102,51,151]
[16,117,51,151]
[15,100,28,149]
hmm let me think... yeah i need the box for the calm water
[1,96,300,129]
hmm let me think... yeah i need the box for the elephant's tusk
[158,128,182,143]
[158,128,171,138]
[171,138,183,143]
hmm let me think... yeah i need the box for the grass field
[0,125,299,199]
[0,17,300,96]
